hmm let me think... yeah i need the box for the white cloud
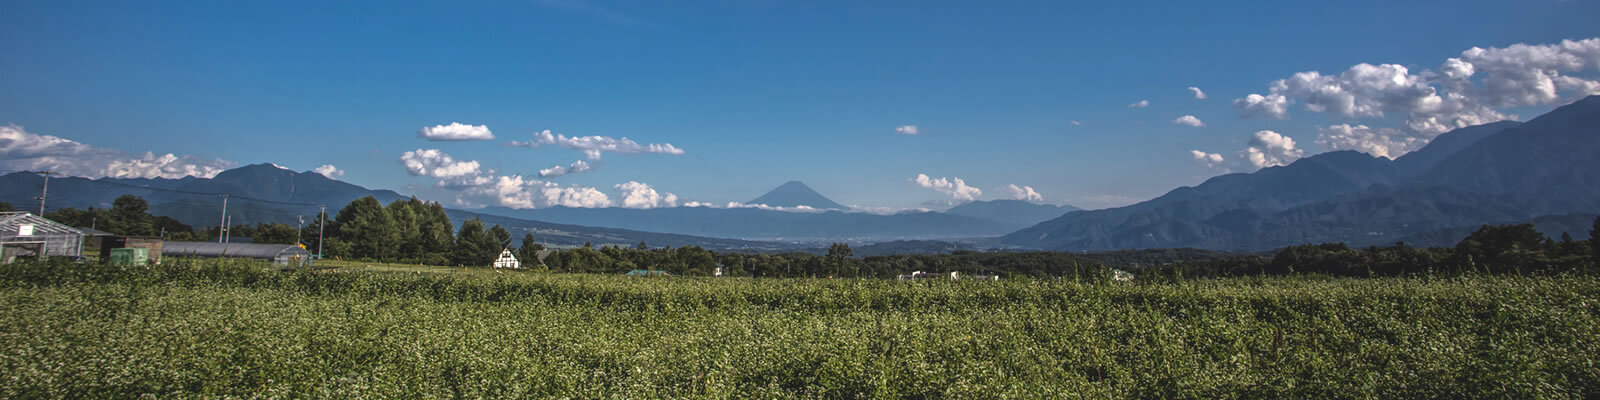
[1005,184,1044,203]
[1189,150,1226,171]
[1232,93,1290,119]
[312,164,345,179]
[417,122,494,141]
[725,202,825,213]
[452,174,615,209]
[0,125,232,179]
[510,129,685,160]
[1230,38,1600,157]
[613,181,678,209]
[1188,86,1208,99]
[1071,120,1082,126]
[1239,130,1303,169]
[537,160,595,178]
[894,125,920,135]
[1315,124,1423,159]
[1128,100,1150,108]
[400,149,483,179]
[1172,115,1206,127]
[912,174,982,201]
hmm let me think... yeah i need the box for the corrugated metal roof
[162,241,310,259]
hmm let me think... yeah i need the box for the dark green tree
[152,216,192,238]
[252,223,299,244]
[452,217,494,266]
[0,202,13,212]
[1454,224,1551,273]
[419,202,455,264]
[517,233,544,267]
[826,243,855,277]
[386,199,422,259]
[107,195,156,236]
[637,241,649,250]
[334,196,395,260]
[488,224,512,251]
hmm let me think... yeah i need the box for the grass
[0,258,1597,398]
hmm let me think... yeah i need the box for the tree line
[26,195,1600,279]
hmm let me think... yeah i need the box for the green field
[2,259,1598,398]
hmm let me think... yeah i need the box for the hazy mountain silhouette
[747,181,848,209]
[1000,95,1600,251]
[944,200,1081,227]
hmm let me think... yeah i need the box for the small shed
[0,212,84,263]
[162,241,313,267]
[98,236,165,265]
[493,248,520,269]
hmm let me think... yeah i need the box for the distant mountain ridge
[747,181,848,209]
[0,166,797,251]
[944,200,1081,227]
[999,95,1600,251]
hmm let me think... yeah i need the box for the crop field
[1,259,1598,398]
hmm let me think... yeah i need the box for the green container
[108,248,148,266]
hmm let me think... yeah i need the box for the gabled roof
[0,212,84,238]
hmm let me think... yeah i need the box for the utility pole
[217,195,229,243]
[317,205,326,259]
[296,214,305,245]
[223,215,231,244]
[35,170,52,215]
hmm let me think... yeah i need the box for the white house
[493,248,520,269]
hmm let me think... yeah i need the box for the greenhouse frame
[0,212,85,263]
[162,241,313,267]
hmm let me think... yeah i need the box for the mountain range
[5,95,1597,253]
[0,165,794,251]
[1001,95,1600,251]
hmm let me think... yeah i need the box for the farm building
[162,241,313,267]
[0,212,85,263]
[98,235,165,265]
[493,248,520,269]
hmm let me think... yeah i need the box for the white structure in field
[493,248,520,269]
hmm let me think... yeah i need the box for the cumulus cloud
[1315,124,1422,159]
[455,175,613,209]
[1005,184,1044,203]
[417,122,494,141]
[510,129,685,160]
[1232,93,1290,119]
[537,160,595,178]
[1231,38,1600,157]
[0,125,232,179]
[1128,100,1150,108]
[1188,86,1208,99]
[894,125,920,135]
[1172,115,1206,127]
[312,164,345,179]
[1239,130,1303,169]
[1189,150,1226,171]
[1191,130,1304,172]
[400,149,483,179]
[614,181,678,209]
[912,174,982,201]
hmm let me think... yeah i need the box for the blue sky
[3,0,1599,210]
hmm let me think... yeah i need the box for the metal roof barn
[0,212,85,262]
[162,241,313,267]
